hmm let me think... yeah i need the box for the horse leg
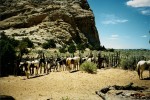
[49,64,52,72]
[149,68,150,78]
[46,64,49,74]
[149,70,150,78]
[77,63,79,71]
[26,66,30,79]
[62,65,64,71]
[74,63,76,71]
[30,67,32,75]
[63,64,66,71]
[57,63,60,72]
[29,66,32,75]
[36,66,39,75]
[63,64,65,71]
[32,66,34,75]
[66,64,71,72]
[44,63,46,73]
[39,63,42,74]
[141,70,143,80]
[56,64,59,72]
[45,64,48,74]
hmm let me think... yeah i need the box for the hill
[0,0,100,48]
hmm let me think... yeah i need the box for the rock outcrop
[0,0,100,48]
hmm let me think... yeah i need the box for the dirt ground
[0,68,150,100]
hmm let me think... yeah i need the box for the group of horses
[18,54,103,79]
[18,53,150,80]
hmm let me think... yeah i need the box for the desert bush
[80,61,97,74]
[59,45,67,53]
[42,39,56,49]
[120,59,128,70]
[42,42,49,49]
[120,57,136,70]
[22,37,34,48]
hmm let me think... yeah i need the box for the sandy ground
[0,68,150,100]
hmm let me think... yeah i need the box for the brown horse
[66,56,80,72]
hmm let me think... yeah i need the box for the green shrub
[42,39,56,49]
[77,43,85,53]
[68,43,76,54]
[0,37,16,76]
[22,37,34,48]
[42,42,49,49]
[120,57,136,70]
[80,61,97,74]
[59,46,67,53]
[120,59,128,70]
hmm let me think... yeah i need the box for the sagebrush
[80,61,97,74]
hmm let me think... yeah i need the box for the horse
[30,60,40,75]
[36,53,46,74]
[56,57,67,71]
[19,61,30,79]
[19,59,41,79]
[39,58,46,74]
[80,56,88,64]
[87,57,95,62]
[66,56,80,72]
[46,57,58,72]
[136,60,150,80]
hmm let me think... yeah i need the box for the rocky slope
[0,0,100,48]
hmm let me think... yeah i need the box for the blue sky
[87,0,150,49]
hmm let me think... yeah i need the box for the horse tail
[136,63,140,78]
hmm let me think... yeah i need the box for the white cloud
[127,0,150,7]
[126,0,150,16]
[141,10,150,15]
[109,34,119,40]
[102,14,128,25]
[102,19,128,25]
[112,35,119,38]
[141,35,147,38]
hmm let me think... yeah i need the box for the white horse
[73,56,80,70]
[136,60,150,79]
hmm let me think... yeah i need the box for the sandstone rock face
[0,0,100,47]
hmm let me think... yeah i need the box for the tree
[17,41,29,58]
[68,43,76,56]
[59,45,67,53]
[0,35,17,76]
[77,43,85,53]
[99,45,106,51]
[0,33,30,76]
[22,37,34,48]
[92,43,101,50]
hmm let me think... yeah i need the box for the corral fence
[100,50,150,70]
